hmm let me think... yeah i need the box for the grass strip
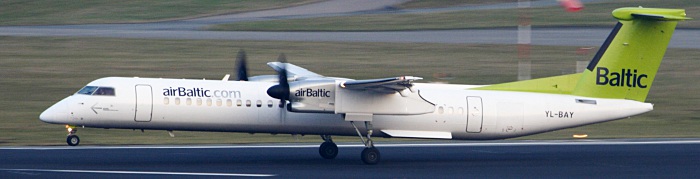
[208,0,700,31]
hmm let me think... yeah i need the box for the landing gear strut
[66,125,80,146]
[319,135,338,159]
[351,121,380,165]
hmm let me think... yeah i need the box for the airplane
[40,7,689,164]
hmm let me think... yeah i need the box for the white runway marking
[2,139,700,150]
[0,169,275,177]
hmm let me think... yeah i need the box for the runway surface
[2,139,700,178]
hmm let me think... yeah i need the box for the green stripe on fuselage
[474,73,581,95]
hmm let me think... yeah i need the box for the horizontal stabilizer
[631,13,690,21]
[613,7,691,21]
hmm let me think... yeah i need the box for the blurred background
[0,0,698,145]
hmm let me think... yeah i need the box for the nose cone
[40,98,70,124]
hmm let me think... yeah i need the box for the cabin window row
[162,97,282,108]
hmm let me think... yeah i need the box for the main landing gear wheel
[319,135,338,159]
[361,147,380,165]
[319,142,338,159]
[351,121,381,165]
[67,135,80,146]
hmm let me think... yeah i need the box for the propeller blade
[277,53,290,105]
[235,49,248,81]
[266,53,291,108]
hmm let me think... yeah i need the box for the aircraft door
[134,85,153,122]
[466,96,483,133]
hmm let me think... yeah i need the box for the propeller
[266,53,290,108]
[235,49,249,81]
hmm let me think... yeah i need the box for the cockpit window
[76,86,115,96]
[76,86,98,95]
[94,87,115,96]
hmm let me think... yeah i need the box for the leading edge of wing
[340,76,422,93]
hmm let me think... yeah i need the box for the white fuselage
[41,77,653,140]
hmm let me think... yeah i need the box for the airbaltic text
[596,67,648,88]
[294,88,331,98]
[162,87,241,98]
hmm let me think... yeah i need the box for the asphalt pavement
[2,139,699,178]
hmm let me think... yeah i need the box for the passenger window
[245,100,251,107]
[216,99,222,106]
[175,98,181,105]
[197,98,202,106]
[236,99,242,107]
[206,99,212,106]
[163,97,169,105]
[76,86,98,95]
[448,107,454,114]
[186,98,192,105]
[94,87,115,96]
[438,106,444,114]
[267,100,273,108]
[227,99,233,107]
[256,100,262,107]
[458,107,464,115]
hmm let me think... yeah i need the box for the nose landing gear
[66,125,80,146]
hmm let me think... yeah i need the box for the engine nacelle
[288,80,337,113]
[284,79,435,116]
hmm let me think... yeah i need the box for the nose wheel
[66,125,80,146]
[67,135,80,146]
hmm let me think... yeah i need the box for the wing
[267,62,423,93]
[267,62,323,79]
[339,76,423,94]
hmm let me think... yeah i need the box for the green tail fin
[474,7,689,102]
[572,7,689,102]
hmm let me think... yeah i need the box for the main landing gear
[353,121,380,165]
[319,135,338,159]
[66,125,80,146]
[318,121,380,165]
